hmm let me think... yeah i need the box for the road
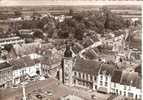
[0,78,110,100]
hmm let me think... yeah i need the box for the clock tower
[61,44,73,86]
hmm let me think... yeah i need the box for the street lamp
[21,82,27,100]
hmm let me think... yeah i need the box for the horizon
[0,0,142,6]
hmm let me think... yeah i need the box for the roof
[73,57,101,75]
[91,35,99,42]
[111,70,122,83]
[34,57,50,65]
[36,47,52,57]
[6,48,17,59]
[135,64,141,74]
[130,39,141,50]
[0,62,12,70]
[99,63,115,75]
[92,47,100,54]
[64,45,72,57]
[82,37,93,48]
[71,43,82,54]
[82,49,98,60]
[14,43,53,57]
[120,71,141,88]
[9,56,36,70]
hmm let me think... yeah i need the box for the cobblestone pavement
[0,78,110,100]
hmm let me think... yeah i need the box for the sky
[0,0,142,6]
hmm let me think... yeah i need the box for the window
[128,92,133,97]
[83,74,85,79]
[114,83,116,88]
[105,76,108,81]
[79,73,81,78]
[94,76,96,80]
[74,79,76,84]
[116,89,118,95]
[90,75,93,81]
[22,70,24,75]
[74,72,77,76]
[36,69,40,75]
[100,81,103,85]
[100,75,103,80]
[135,94,137,99]
[105,82,108,86]
[124,86,126,90]
[120,91,122,95]
[124,91,126,96]
[86,74,89,80]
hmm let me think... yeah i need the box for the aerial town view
[0,0,142,100]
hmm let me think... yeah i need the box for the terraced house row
[58,45,141,100]
[0,55,50,88]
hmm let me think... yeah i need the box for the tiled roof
[135,64,141,74]
[36,47,52,57]
[71,43,83,54]
[14,43,53,56]
[90,35,99,42]
[0,62,12,70]
[120,71,141,88]
[99,63,115,75]
[34,57,50,65]
[9,56,36,70]
[92,47,100,54]
[130,39,141,50]
[82,37,93,48]
[73,57,102,75]
[111,68,141,89]
[111,70,122,83]
[6,48,17,59]
[82,49,98,59]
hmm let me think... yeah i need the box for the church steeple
[64,44,72,57]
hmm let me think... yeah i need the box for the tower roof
[64,44,72,57]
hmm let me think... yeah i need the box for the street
[0,78,110,100]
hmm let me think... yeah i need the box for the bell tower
[60,44,74,86]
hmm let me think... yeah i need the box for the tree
[14,11,22,17]
[4,44,13,52]
[33,30,44,39]
[69,9,73,16]
[31,12,41,20]
[101,6,126,30]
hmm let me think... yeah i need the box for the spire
[64,44,72,57]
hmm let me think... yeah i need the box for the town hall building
[58,44,141,100]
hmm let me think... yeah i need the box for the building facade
[0,62,13,88]
[0,36,24,47]
[9,56,42,85]
[59,45,142,100]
